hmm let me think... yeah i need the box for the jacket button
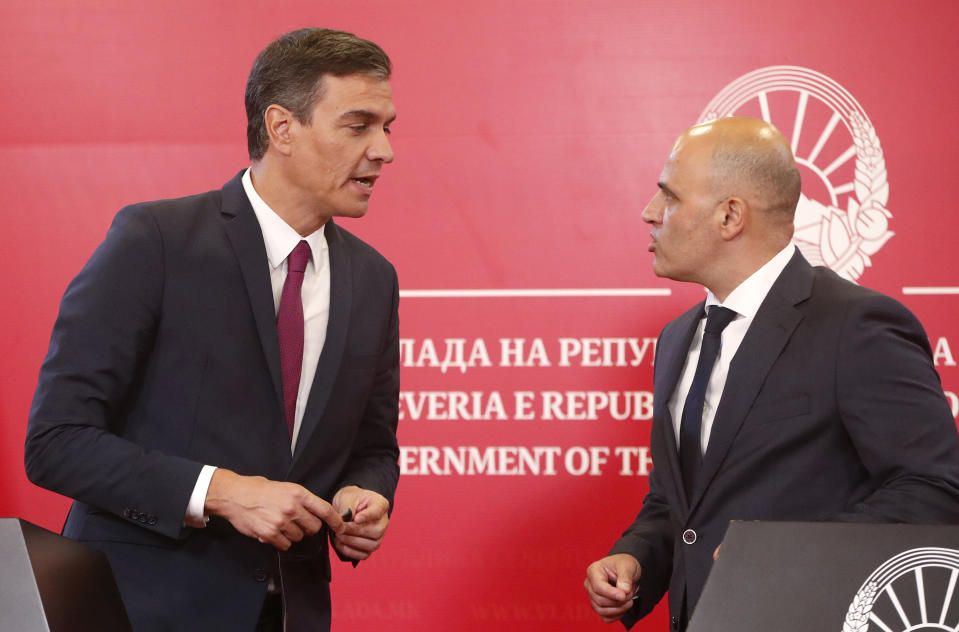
[147,516,158,526]
[254,568,268,582]
[671,615,680,630]
[682,529,697,544]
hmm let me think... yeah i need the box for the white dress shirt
[184,168,331,524]
[668,244,797,453]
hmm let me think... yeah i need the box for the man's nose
[641,191,663,224]
[368,130,394,163]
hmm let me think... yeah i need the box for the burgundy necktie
[277,240,311,438]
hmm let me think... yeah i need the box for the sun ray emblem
[699,66,893,283]
[841,547,959,632]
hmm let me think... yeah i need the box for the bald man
[584,117,959,631]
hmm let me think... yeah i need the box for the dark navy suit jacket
[26,171,400,631]
[609,250,959,630]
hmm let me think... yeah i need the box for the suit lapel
[655,302,705,511]
[690,251,813,511]
[293,220,352,463]
[220,172,285,411]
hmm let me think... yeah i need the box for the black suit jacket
[25,172,400,631]
[610,250,959,629]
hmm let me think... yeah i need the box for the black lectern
[0,518,131,631]
[689,521,959,632]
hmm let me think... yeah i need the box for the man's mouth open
[351,176,377,190]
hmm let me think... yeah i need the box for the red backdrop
[2,1,957,630]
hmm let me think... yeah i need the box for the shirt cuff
[184,465,217,527]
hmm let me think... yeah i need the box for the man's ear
[717,196,747,241]
[264,104,296,156]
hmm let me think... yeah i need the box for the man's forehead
[661,143,691,179]
[661,137,713,189]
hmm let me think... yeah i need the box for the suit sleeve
[25,205,203,538]
[835,293,959,522]
[608,463,675,627]
[336,267,400,508]
[606,330,674,627]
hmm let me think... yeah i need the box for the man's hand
[584,554,642,623]
[204,469,345,550]
[331,486,390,560]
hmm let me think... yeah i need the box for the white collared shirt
[668,244,797,453]
[185,168,332,524]
[242,168,331,450]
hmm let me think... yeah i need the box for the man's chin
[332,204,371,220]
[650,259,669,278]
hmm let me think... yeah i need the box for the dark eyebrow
[657,182,676,198]
[337,109,397,125]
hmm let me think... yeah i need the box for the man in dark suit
[25,28,400,631]
[584,117,959,631]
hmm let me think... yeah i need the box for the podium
[689,521,959,632]
[0,518,131,631]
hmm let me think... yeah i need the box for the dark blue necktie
[679,306,737,499]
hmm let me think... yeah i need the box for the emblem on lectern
[699,66,893,283]
[841,547,959,632]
